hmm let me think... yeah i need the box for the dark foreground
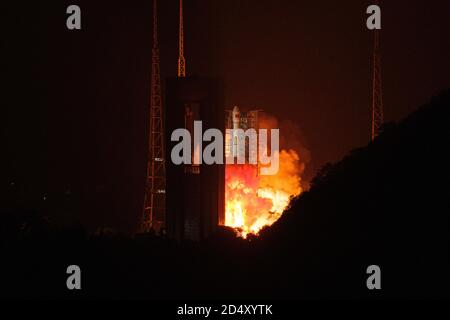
[1,91,449,299]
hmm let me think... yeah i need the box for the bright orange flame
[225,149,303,238]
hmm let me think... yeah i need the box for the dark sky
[2,0,450,232]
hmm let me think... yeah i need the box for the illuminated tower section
[165,77,225,241]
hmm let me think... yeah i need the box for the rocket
[232,106,240,156]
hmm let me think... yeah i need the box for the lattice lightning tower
[371,0,384,140]
[142,0,166,233]
[178,0,186,77]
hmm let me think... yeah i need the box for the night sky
[2,0,450,233]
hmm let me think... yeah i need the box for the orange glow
[225,149,303,238]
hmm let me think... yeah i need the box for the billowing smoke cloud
[259,113,311,189]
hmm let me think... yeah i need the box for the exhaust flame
[225,149,303,238]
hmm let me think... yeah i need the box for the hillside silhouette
[257,89,450,298]
[1,90,449,299]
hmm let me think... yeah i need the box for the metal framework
[178,0,186,77]
[142,0,166,233]
[371,2,384,141]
